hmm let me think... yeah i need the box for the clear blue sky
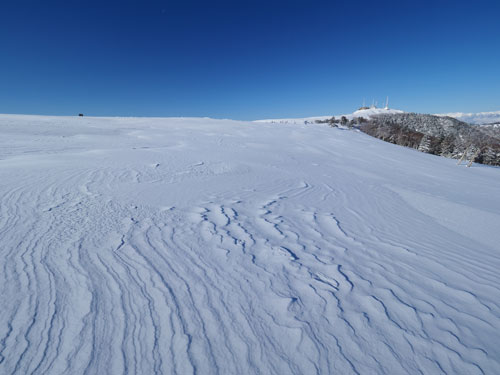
[1,0,499,120]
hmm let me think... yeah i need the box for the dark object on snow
[78,113,84,117]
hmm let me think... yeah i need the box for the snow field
[0,115,499,374]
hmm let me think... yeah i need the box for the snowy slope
[256,108,404,124]
[438,110,500,125]
[1,114,499,374]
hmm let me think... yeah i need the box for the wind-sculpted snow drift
[0,114,499,374]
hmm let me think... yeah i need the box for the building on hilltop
[358,99,370,110]
[358,97,390,111]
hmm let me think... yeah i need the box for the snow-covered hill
[351,107,404,118]
[1,114,499,374]
[257,108,500,126]
[438,110,500,125]
[255,107,404,124]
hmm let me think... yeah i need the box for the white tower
[384,96,389,110]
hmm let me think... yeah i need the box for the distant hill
[437,110,500,125]
[256,109,500,126]
[255,108,404,125]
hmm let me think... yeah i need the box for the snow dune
[0,114,499,374]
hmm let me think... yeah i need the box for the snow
[1,113,499,374]
[437,110,500,125]
[256,108,404,124]
[351,107,404,118]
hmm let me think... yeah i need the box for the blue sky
[1,0,499,120]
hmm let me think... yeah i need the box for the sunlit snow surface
[1,114,499,374]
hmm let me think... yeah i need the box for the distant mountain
[255,108,404,125]
[437,110,500,125]
[257,109,500,126]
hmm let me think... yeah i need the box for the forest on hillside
[358,113,500,166]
